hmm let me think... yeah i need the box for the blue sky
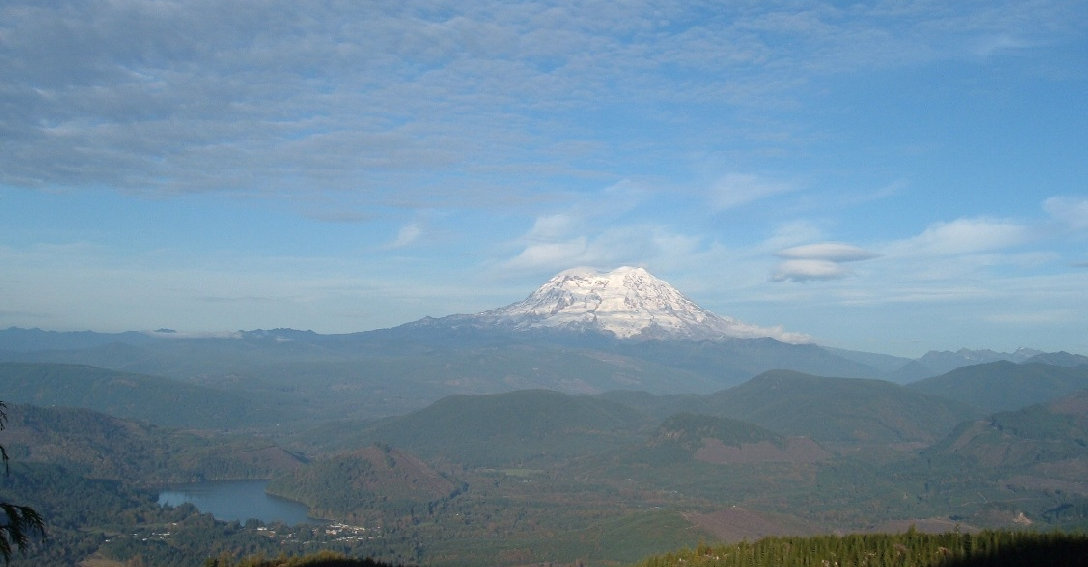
[2,1,1086,357]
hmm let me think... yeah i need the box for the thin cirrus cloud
[2,2,1079,214]
[388,224,423,249]
[710,173,797,211]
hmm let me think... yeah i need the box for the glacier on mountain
[474,266,810,343]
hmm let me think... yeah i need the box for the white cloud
[504,238,589,271]
[886,217,1032,256]
[772,259,848,282]
[771,241,877,282]
[525,213,579,241]
[501,211,713,277]
[969,34,1035,58]
[499,179,679,274]
[389,224,423,249]
[777,242,878,262]
[1043,196,1088,231]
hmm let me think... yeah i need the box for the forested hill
[3,403,304,483]
[700,369,980,445]
[3,354,1088,565]
[907,361,1088,413]
[0,362,286,429]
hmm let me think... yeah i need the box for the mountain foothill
[1,266,1087,566]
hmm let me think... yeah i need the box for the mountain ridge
[907,361,1088,413]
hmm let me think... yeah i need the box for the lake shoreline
[157,479,318,526]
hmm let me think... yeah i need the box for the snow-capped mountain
[470,266,809,343]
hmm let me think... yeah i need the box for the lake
[158,479,313,525]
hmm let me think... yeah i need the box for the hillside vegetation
[3,404,304,482]
[333,389,655,468]
[922,390,1088,504]
[635,530,1088,567]
[0,362,285,429]
[908,361,1088,413]
[703,370,980,447]
[3,352,1088,565]
[268,445,461,521]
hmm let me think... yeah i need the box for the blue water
[158,479,313,525]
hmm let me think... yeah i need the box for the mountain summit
[473,266,809,343]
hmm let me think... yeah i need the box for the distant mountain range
[885,347,1071,382]
[0,267,1084,426]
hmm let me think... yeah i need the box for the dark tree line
[635,528,1088,567]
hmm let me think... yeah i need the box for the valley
[1,348,1087,565]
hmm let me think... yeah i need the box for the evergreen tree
[0,401,45,563]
